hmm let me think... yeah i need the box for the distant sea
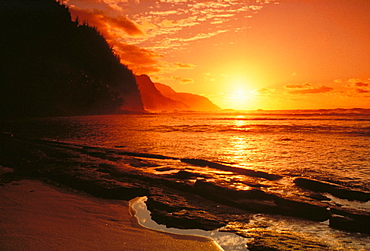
[5,111,370,250]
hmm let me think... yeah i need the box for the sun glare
[225,76,255,110]
[230,90,246,101]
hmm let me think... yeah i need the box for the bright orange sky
[66,0,370,110]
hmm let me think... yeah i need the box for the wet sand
[0,180,221,251]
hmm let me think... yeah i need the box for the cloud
[113,43,163,74]
[171,75,194,84]
[124,0,276,51]
[176,30,229,42]
[67,0,127,12]
[173,62,196,69]
[287,85,333,94]
[285,83,312,89]
[345,78,370,89]
[255,88,275,95]
[348,78,363,84]
[107,15,144,36]
[284,78,370,99]
[70,7,143,37]
[356,88,370,93]
[179,78,194,84]
[66,0,277,74]
[66,0,129,12]
[354,82,369,87]
[349,79,370,95]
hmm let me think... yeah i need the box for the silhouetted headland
[136,74,220,112]
[0,0,144,119]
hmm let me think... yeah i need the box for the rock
[181,158,282,181]
[192,180,331,222]
[193,180,273,201]
[294,178,370,202]
[116,150,173,160]
[148,207,225,230]
[96,163,114,173]
[146,190,226,230]
[329,214,370,233]
[127,158,159,168]
[308,193,330,201]
[170,170,208,179]
[329,208,370,234]
[273,197,331,222]
[330,215,357,232]
[0,166,14,175]
[46,171,149,200]
[155,167,174,172]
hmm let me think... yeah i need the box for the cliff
[0,0,144,119]
[154,83,220,112]
[135,75,188,112]
[136,75,220,112]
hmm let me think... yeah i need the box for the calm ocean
[5,112,370,250]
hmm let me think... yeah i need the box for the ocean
[4,111,370,250]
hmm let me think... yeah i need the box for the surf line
[129,196,248,251]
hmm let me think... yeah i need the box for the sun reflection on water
[224,135,256,169]
[234,116,251,132]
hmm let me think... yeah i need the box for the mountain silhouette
[0,0,144,119]
[154,82,220,112]
[136,75,188,112]
[136,75,220,112]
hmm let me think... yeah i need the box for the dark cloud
[285,83,312,89]
[355,82,369,87]
[171,75,194,84]
[70,7,143,36]
[288,85,333,94]
[113,43,162,74]
[256,88,274,95]
[107,15,144,36]
[356,88,370,93]
[180,78,194,84]
[173,62,195,69]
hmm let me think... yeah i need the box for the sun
[213,73,258,110]
[226,79,253,110]
[227,90,246,110]
[207,87,252,111]
[230,89,246,102]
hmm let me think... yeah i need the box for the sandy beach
[0,179,221,251]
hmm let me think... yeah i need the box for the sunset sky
[65,0,370,110]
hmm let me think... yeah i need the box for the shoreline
[0,179,221,251]
[1,132,369,250]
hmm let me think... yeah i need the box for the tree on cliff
[0,0,143,119]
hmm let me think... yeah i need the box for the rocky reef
[1,132,369,250]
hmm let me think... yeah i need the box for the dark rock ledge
[294,177,370,202]
[181,158,282,181]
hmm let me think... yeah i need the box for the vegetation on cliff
[0,0,143,119]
